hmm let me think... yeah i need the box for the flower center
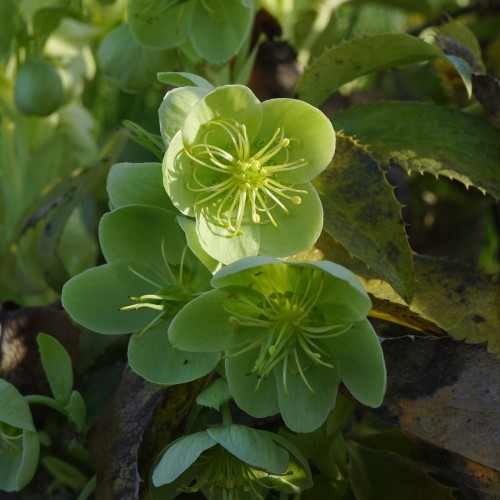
[182,445,273,499]
[119,243,195,337]
[185,118,309,236]
[224,268,352,394]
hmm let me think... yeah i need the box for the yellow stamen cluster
[224,268,352,394]
[185,118,308,236]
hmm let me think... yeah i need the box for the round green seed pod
[14,57,64,116]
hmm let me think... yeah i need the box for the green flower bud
[14,57,64,116]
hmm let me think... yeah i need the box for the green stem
[221,402,233,426]
[24,395,67,416]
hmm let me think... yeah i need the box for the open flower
[0,380,39,492]
[152,424,312,499]
[62,182,219,385]
[168,257,386,432]
[163,85,335,264]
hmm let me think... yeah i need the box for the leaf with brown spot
[313,134,415,303]
[313,234,499,353]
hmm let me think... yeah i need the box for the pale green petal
[97,24,176,92]
[182,85,262,146]
[327,320,386,407]
[163,130,198,215]
[107,162,174,211]
[225,348,280,418]
[275,353,340,433]
[157,71,214,89]
[62,263,164,334]
[128,323,220,384]
[128,0,192,50]
[159,86,209,148]
[197,207,260,264]
[258,98,335,184]
[152,431,216,486]
[189,0,254,63]
[258,183,323,257]
[99,205,186,267]
[177,216,221,273]
[207,425,288,474]
[168,289,235,352]
[313,261,372,323]
[211,256,281,289]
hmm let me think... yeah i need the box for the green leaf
[37,333,73,404]
[152,431,216,486]
[107,162,175,211]
[314,135,414,303]
[42,455,89,490]
[98,24,176,92]
[366,255,500,354]
[128,0,192,49]
[195,377,231,410]
[99,205,185,267]
[0,380,39,492]
[333,102,500,200]
[121,120,165,159]
[0,380,36,431]
[347,442,457,500]
[128,323,220,384]
[207,425,289,474]
[64,391,86,431]
[0,0,19,55]
[188,0,254,63]
[297,33,442,106]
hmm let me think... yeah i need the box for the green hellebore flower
[163,85,335,264]
[168,257,386,433]
[128,0,254,63]
[0,380,40,492]
[152,424,312,499]
[62,199,219,385]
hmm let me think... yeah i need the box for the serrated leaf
[37,333,73,403]
[313,135,414,303]
[315,235,500,354]
[369,256,500,354]
[333,101,500,200]
[297,33,442,106]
